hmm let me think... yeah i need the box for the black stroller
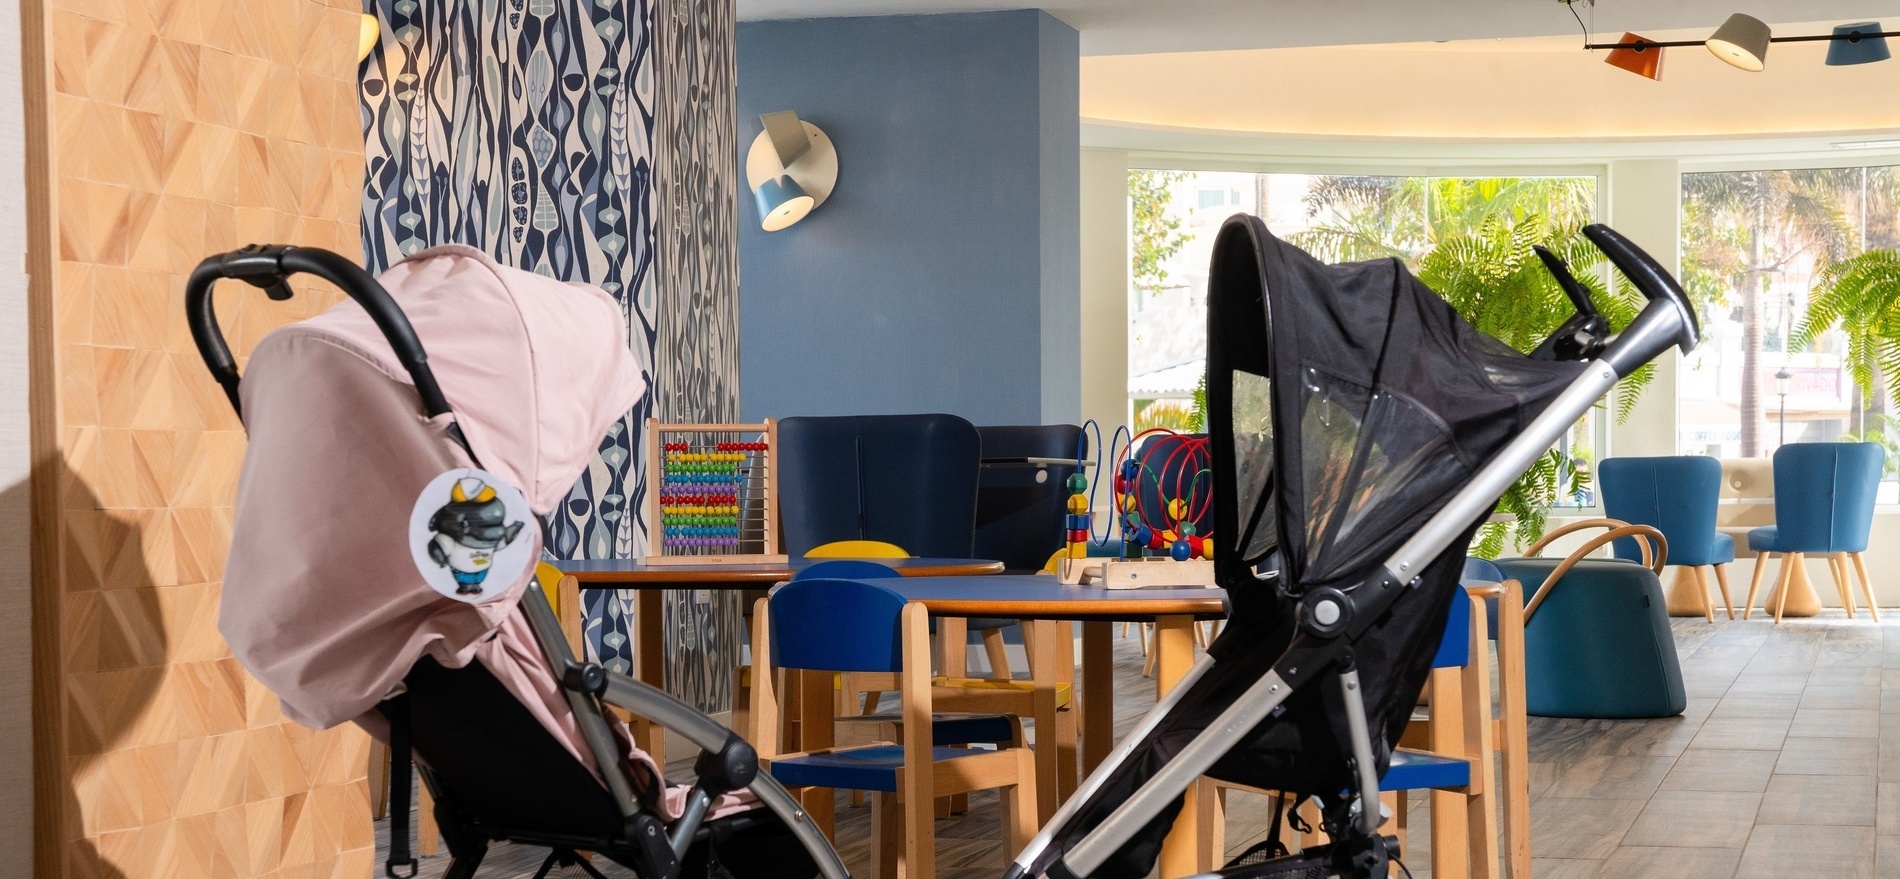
[1008,217,1697,879]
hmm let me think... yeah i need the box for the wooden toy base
[1057,557,1217,589]
[641,553,789,567]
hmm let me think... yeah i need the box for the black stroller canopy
[1208,214,1587,610]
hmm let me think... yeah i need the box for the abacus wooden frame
[642,419,788,565]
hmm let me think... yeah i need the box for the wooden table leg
[1154,615,1202,878]
[1028,619,1062,823]
[1055,621,1078,800]
[634,588,667,758]
[1081,621,1113,777]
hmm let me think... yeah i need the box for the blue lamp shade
[1828,22,1891,66]
[754,175,815,232]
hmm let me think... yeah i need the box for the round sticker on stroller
[409,469,534,604]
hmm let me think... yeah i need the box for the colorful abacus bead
[1067,494,1090,514]
[1170,539,1192,561]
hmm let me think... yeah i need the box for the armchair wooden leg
[1744,551,1771,620]
[1712,563,1735,621]
[1773,553,1799,623]
[1497,580,1531,879]
[1830,553,1855,618]
[1004,747,1040,851]
[1852,552,1881,622]
[938,617,969,678]
[1692,566,1714,623]
[369,739,390,820]
[871,793,900,879]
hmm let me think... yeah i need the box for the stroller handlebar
[1581,223,1701,374]
[185,245,454,420]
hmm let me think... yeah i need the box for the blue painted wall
[736,11,1080,426]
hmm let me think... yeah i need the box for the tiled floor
[377,612,1895,879]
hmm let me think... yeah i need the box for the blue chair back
[974,424,1083,571]
[1771,442,1885,553]
[1133,433,1212,537]
[1599,456,1723,565]
[1430,586,1472,668]
[778,414,981,559]
[792,559,902,581]
[769,578,907,673]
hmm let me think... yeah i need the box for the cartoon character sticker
[409,469,534,603]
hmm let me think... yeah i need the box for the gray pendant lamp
[1827,22,1891,66]
[1707,13,1771,71]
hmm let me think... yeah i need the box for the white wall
[0,0,31,864]
[1079,148,1129,438]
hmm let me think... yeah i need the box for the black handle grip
[1532,245,1599,318]
[185,245,454,420]
[1582,224,1700,353]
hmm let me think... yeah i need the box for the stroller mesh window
[1230,369,1277,561]
[1322,389,1468,581]
[1297,367,1366,574]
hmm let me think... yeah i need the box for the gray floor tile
[1542,756,1677,800]
[1734,824,1875,879]
[1529,799,1647,860]
[1532,858,1602,879]
[1594,845,1740,879]
[1777,736,1879,775]
[1754,773,1877,826]
[1790,707,1882,738]
[1620,790,1760,848]
[1659,748,1779,793]
[1712,691,1799,721]
[1690,717,1790,751]
[1801,685,1883,711]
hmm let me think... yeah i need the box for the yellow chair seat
[806,539,910,558]
[932,676,1071,708]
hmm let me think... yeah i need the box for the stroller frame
[1010,225,1699,879]
[186,245,852,879]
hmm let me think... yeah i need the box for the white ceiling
[734,0,1900,56]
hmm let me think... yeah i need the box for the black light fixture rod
[1586,31,1900,52]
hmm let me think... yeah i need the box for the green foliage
[1837,412,1900,480]
[1795,248,1900,399]
[1135,399,1196,432]
[1294,176,1635,553]
[1188,373,1208,433]
[1473,449,1591,559]
[1131,170,1193,289]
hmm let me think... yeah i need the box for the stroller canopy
[1209,214,1586,612]
[221,245,644,730]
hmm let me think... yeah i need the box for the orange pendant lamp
[1604,32,1664,80]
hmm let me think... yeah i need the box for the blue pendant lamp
[1827,22,1891,66]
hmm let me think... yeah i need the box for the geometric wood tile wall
[25,2,372,877]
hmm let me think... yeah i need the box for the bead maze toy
[1058,424,1217,588]
[641,419,787,565]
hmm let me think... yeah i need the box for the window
[1128,171,1603,511]
[1676,165,1900,500]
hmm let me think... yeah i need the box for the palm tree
[1681,170,1858,456]
[1796,248,1900,399]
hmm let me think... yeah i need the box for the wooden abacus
[642,419,787,565]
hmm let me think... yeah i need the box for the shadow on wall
[46,468,164,879]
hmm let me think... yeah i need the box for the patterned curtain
[359,0,657,676]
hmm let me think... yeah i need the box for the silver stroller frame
[1007,226,1699,879]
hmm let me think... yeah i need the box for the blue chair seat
[848,712,1016,745]
[770,744,1000,793]
[1746,525,1782,553]
[1379,749,1469,792]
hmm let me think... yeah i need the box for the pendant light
[1826,22,1891,66]
[1706,13,1771,71]
[1604,32,1663,80]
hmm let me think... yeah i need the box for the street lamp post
[1775,366,1793,447]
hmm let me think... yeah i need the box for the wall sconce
[359,13,380,62]
[745,110,837,232]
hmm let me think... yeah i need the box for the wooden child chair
[752,577,1038,879]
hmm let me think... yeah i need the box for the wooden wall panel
[26,2,373,877]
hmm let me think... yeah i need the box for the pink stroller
[188,244,847,879]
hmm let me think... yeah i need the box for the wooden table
[866,574,1230,878]
[554,557,1006,756]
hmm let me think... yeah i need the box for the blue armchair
[1743,442,1884,623]
[1598,456,1734,621]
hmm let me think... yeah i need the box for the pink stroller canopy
[221,245,645,730]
